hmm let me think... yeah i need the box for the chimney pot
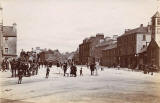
[140,24,143,27]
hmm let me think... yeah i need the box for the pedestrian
[73,65,77,77]
[10,59,15,77]
[80,67,83,76]
[2,60,6,72]
[63,63,67,76]
[18,69,23,84]
[35,63,38,75]
[46,66,50,78]
[90,63,95,76]
[6,59,9,70]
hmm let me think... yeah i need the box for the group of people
[1,58,9,72]
[0,49,102,84]
[1,57,41,84]
[138,64,159,75]
[46,62,100,78]
[55,62,79,77]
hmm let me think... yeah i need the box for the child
[80,68,83,76]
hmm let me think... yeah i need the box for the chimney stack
[13,23,17,32]
[140,24,143,27]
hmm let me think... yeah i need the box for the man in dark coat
[46,66,50,78]
[73,65,77,77]
[18,63,24,84]
[70,64,77,77]
[63,63,67,76]
[2,60,6,72]
[90,63,95,76]
[10,59,16,77]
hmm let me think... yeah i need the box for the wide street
[0,66,160,103]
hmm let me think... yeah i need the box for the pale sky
[1,0,159,53]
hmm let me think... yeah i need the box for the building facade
[2,23,17,57]
[79,38,91,65]
[94,36,117,65]
[79,33,104,65]
[147,11,160,68]
[117,24,151,68]
[101,42,118,67]
[0,6,17,61]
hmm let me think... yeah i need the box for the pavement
[0,66,160,103]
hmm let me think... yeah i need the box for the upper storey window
[157,19,160,25]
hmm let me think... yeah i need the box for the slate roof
[118,25,151,38]
[103,42,117,50]
[149,39,160,48]
[152,11,160,18]
[139,46,147,54]
[2,26,17,37]
[95,39,116,47]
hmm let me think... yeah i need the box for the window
[5,48,8,54]
[143,35,146,41]
[5,37,8,40]
[143,45,145,48]
[158,19,160,25]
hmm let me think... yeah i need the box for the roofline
[118,32,150,39]
[3,35,17,37]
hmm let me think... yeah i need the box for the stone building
[2,23,17,57]
[39,49,63,64]
[39,50,55,62]
[117,24,151,68]
[138,46,148,66]
[101,42,118,67]
[79,33,104,65]
[94,35,118,64]
[72,49,80,65]
[0,6,17,60]
[147,11,160,68]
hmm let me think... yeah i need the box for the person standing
[18,63,24,84]
[80,67,83,76]
[73,65,77,77]
[46,66,50,78]
[90,63,95,76]
[10,59,15,77]
[63,63,67,76]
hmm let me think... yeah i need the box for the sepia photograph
[0,0,160,103]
